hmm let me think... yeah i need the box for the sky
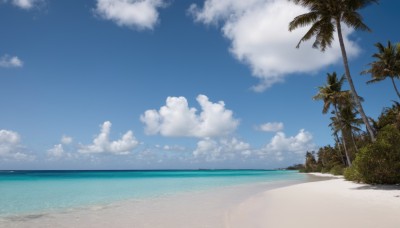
[0,0,399,170]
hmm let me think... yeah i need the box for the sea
[0,170,309,221]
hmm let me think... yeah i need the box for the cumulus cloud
[141,94,239,138]
[0,55,23,68]
[256,122,284,132]
[94,0,166,30]
[193,137,251,161]
[79,121,139,155]
[10,0,42,9]
[47,135,75,159]
[47,144,65,158]
[0,129,32,160]
[190,0,360,91]
[258,129,317,161]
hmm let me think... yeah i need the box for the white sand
[0,180,305,228]
[227,175,400,228]
[4,175,398,228]
[307,172,342,178]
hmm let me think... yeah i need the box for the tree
[305,151,317,172]
[349,125,400,184]
[314,72,353,166]
[289,0,378,141]
[362,41,400,99]
[329,97,363,164]
[375,101,400,130]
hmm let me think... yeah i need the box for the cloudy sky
[0,0,398,170]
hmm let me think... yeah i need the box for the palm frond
[342,11,371,32]
[289,12,319,32]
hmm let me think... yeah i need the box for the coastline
[0,175,312,228]
[227,173,400,228]
[4,173,397,228]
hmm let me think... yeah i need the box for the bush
[344,167,362,182]
[330,165,344,176]
[321,167,330,173]
[351,125,400,184]
[314,164,323,172]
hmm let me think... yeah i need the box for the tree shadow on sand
[351,184,400,191]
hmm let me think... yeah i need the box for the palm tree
[339,104,363,152]
[329,119,351,166]
[313,72,346,114]
[362,41,400,99]
[314,72,353,166]
[330,100,363,165]
[289,0,378,141]
[332,130,347,166]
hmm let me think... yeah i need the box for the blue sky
[0,0,398,170]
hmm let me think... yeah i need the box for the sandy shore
[227,174,400,228]
[0,178,311,228]
[4,174,398,228]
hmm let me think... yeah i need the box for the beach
[0,179,311,228]
[0,170,314,228]
[1,173,399,228]
[228,174,400,228]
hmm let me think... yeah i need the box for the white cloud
[141,94,239,138]
[256,122,284,132]
[47,144,65,158]
[162,145,186,152]
[193,137,251,161]
[11,0,41,9]
[95,0,166,30]
[257,129,317,161]
[0,55,23,68]
[190,0,360,91]
[0,129,32,160]
[47,136,77,160]
[61,135,73,145]
[79,121,139,155]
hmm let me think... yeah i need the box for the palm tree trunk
[351,132,359,153]
[390,77,400,99]
[340,134,351,167]
[334,104,352,167]
[334,132,346,166]
[336,19,376,142]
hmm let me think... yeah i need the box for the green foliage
[350,125,400,184]
[304,151,318,172]
[317,145,345,170]
[362,41,400,99]
[286,164,305,170]
[344,167,362,182]
[375,103,400,131]
[314,164,323,172]
[330,165,344,176]
[321,167,330,174]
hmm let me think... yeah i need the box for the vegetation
[300,148,345,175]
[289,0,400,185]
[286,164,305,170]
[289,0,378,141]
[304,102,400,182]
[313,72,355,166]
[346,115,400,184]
[362,41,400,99]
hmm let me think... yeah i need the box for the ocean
[0,170,307,219]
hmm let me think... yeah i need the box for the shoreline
[227,173,400,228]
[0,176,315,228]
[3,173,387,228]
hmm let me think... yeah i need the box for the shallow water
[0,170,307,220]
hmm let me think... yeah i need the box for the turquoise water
[0,170,305,217]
